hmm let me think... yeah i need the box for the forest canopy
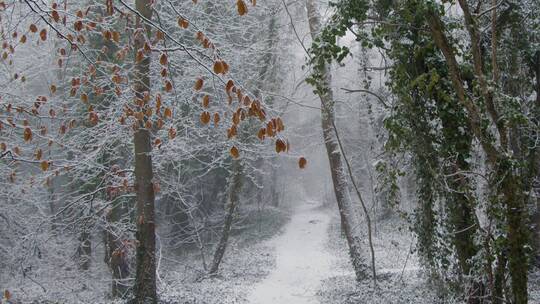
[0,0,539,304]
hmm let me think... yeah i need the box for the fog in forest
[0,0,539,303]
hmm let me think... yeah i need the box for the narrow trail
[247,201,334,304]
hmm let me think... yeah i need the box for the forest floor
[247,200,335,304]
[317,213,441,304]
[159,200,443,304]
[158,206,290,304]
[244,200,442,304]
[8,201,540,303]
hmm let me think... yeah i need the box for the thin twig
[341,87,389,108]
[282,0,311,59]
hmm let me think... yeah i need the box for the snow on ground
[159,240,276,304]
[158,207,290,304]
[529,271,540,302]
[240,201,443,304]
[317,213,442,304]
[247,200,336,304]
[10,203,540,304]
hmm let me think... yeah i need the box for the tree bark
[532,51,540,267]
[133,0,157,303]
[77,228,91,271]
[254,14,279,209]
[306,0,365,281]
[105,201,130,298]
[427,8,528,304]
[209,159,242,274]
[457,0,507,148]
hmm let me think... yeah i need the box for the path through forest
[247,201,334,304]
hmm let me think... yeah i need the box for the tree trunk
[500,167,528,304]
[105,201,130,298]
[77,228,91,270]
[254,15,279,209]
[493,253,507,304]
[270,166,279,207]
[533,51,540,267]
[427,8,528,303]
[133,0,157,303]
[209,159,242,274]
[306,0,365,281]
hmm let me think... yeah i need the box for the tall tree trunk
[435,86,481,302]
[48,179,57,232]
[133,0,157,303]
[270,167,279,207]
[533,51,540,267]
[254,14,279,208]
[306,0,365,281]
[105,201,130,298]
[77,226,91,270]
[426,8,528,303]
[493,253,507,304]
[209,11,281,273]
[209,159,242,274]
[500,166,528,304]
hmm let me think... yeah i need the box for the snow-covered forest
[0,0,539,303]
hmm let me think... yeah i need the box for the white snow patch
[247,202,337,304]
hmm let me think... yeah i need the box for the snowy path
[247,201,334,304]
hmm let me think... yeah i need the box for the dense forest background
[0,0,539,303]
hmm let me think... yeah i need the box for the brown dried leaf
[237,0,248,15]
[194,78,204,91]
[74,20,83,31]
[81,93,88,103]
[225,80,234,92]
[23,127,32,142]
[112,31,120,43]
[299,157,307,169]
[202,95,210,108]
[275,138,286,153]
[145,120,152,129]
[156,94,162,111]
[164,107,172,119]
[39,29,47,41]
[165,80,173,92]
[200,111,211,125]
[159,53,168,65]
[213,60,224,74]
[52,10,60,22]
[232,112,240,125]
[230,146,240,159]
[178,18,189,29]
[257,128,266,140]
[168,127,176,139]
[156,31,165,40]
[276,117,284,132]
[227,125,237,139]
